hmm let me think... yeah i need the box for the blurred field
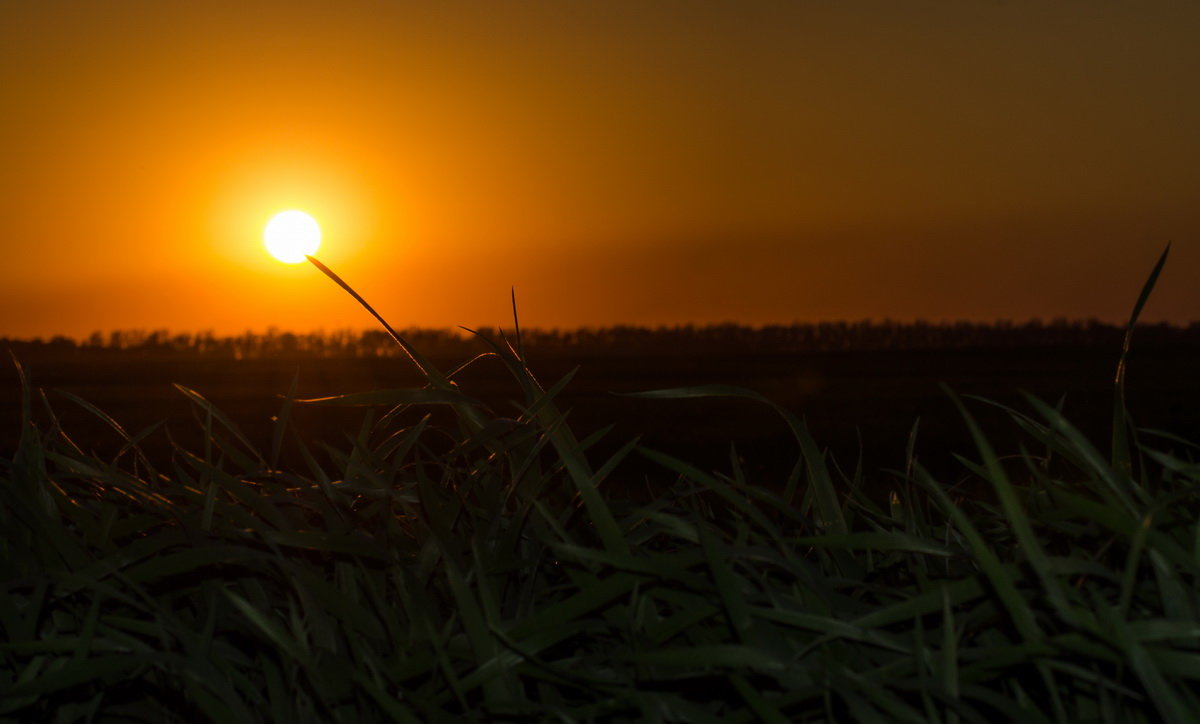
[4,325,1199,486]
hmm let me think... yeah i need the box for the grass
[2,247,1199,722]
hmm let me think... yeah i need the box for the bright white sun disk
[264,210,321,263]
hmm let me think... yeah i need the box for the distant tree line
[5,320,1200,361]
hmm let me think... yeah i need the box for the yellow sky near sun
[1,1,1198,338]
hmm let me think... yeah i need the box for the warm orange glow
[264,210,321,263]
[0,3,1198,338]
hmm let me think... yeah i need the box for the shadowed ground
[3,338,1197,490]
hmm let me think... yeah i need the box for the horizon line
[5,316,1200,345]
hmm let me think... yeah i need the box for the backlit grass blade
[305,255,440,381]
[510,286,526,364]
[1114,243,1170,472]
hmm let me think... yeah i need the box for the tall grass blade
[1113,243,1170,471]
[305,255,439,382]
[510,286,526,364]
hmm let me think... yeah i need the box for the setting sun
[264,210,321,263]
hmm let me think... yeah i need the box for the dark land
[6,322,1200,720]
[5,321,1200,489]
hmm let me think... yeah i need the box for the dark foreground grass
[3,250,1199,723]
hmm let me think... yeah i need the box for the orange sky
[2,1,1198,338]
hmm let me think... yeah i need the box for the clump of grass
[2,247,1197,722]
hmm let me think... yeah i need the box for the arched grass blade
[305,255,441,383]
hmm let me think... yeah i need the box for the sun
[264,210,321,263]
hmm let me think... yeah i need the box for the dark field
[5,325,1199,486]
[7,323,1200,721]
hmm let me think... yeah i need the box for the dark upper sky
[1,1,1197,337]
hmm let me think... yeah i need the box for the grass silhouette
[2,246,1197,722]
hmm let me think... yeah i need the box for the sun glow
[264,210,321,263]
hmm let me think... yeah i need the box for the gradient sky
[2,1,1198,338]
